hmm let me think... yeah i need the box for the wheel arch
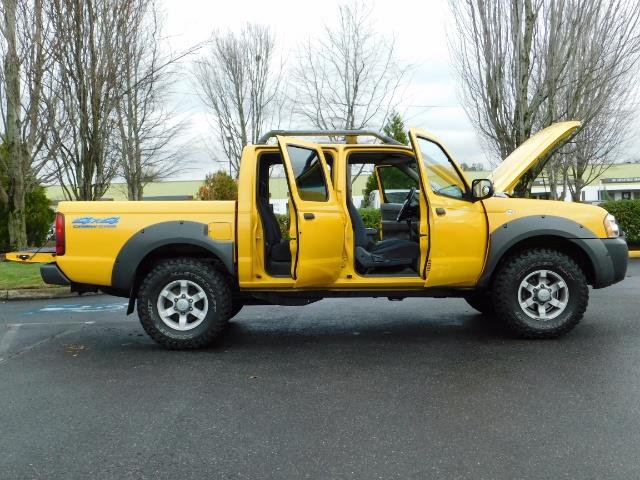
[479,235,596,290]
[477,216,602,290]
[109,221,236,313]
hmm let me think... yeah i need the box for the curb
[1,287,102,301]
[630,251,640,259]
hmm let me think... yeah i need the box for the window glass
[378,166,418,203]
[286,145,329,201]
[417,138,467,199]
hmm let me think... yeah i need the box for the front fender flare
[476,215,608,289]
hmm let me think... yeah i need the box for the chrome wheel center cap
[536,289,551,302]
[176,298,190,312]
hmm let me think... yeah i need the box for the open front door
[277,136,345,287]
[409,128,488,287]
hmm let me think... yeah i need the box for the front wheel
[137,258,232,349]
[492,249,588,339]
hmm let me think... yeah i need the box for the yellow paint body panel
[491,121,581,193]
[483,197,609,238]
[409,128,488,287]
[424,196,488,287]
[209,222,233,241]
[277,136,346,287]
[56,201,235,286]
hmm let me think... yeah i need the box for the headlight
[604,213,619,238]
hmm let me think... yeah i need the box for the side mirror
[471,178,494,201]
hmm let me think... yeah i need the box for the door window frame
[410,131,472,202]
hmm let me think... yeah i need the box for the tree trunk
[571,185,583,203]
[560,167,569,201]
[548,169,558,201]
[3,0,28,249]
[128,180,143,201]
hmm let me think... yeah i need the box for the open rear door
[276,136,345,287]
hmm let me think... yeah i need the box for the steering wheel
[396,187,417,222]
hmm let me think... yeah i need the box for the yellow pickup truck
[41,122,628,349]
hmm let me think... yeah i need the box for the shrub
[362,174,377,207]
[358,208,381,231]
[197,171,237,200]
[0,184,55,252]
[602,200,640,246]
[275,213,289,239]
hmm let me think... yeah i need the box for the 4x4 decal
[72,216,120,229]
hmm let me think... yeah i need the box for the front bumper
[603,237,629,285]
[40,263,71,286]
[579,237,628,289]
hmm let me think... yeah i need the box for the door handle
[303,213,315,220]
[435,207,446,216]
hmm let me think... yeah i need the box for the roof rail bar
[257,129,402,145]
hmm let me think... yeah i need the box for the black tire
[137,257,232,350]
[493,248,588,339]
[464,292,495,315]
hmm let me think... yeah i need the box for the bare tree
[1,0,54,249]
[193,24,282,177]
[554,0,640,201]
[449,0,640,198]
[45,0,132,201]
[293,1,407,131]
[114,0,184,200]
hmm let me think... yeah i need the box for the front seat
[347,197,419,272]
[257,179,291,264]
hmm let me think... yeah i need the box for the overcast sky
[162,0,639,179]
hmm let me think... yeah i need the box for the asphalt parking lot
[1,260,639,479]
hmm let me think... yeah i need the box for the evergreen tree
[363,112,409,206]
[382,111,408,145]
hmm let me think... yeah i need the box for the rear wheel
[137,258,232,349]
[493,248,588,339]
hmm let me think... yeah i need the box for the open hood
[490,121,581,193]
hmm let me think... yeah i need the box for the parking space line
[0,325,19,364]
[7,321,96,327]
[0,324,85,366]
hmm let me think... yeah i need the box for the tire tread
[492,248,588,339]
[137,257,232,350]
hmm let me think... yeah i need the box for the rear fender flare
[111,221,235,296]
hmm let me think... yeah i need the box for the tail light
[55,212,65,256]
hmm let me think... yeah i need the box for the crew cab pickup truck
[41,122,628,349]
